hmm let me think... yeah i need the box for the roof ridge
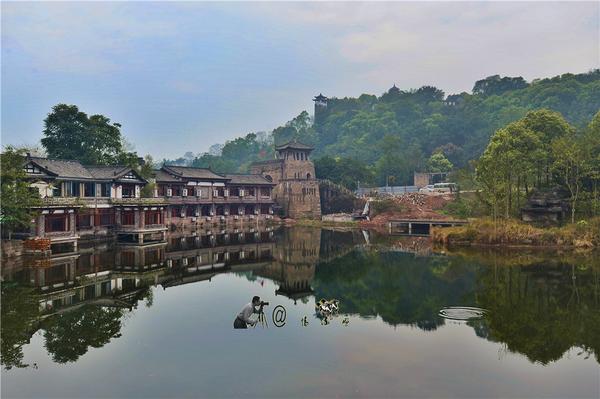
[164,164,212,170]
[29,156,83,164]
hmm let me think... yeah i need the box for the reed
[432,217,600,248]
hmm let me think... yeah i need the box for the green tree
[520,109,575,186]
[0,147,41,238]
[42,306,125,364]
[273,111,315,146]
[582,111,600,216]
[476,121,542,218]
[426,152,453,173]
[139,155,157,198]
[551,135,588,223]
[1,283,40,369]
[314,156,374,190]
[41,104,132,165]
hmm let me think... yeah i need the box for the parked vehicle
[433,183,458,193]
[419,185,435,193]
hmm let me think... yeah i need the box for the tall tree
[551,135,588,223]
[41,104,132,165]
[476,121,542,218]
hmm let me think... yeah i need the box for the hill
[165,70,600,188]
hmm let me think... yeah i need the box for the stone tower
[250,140,321,219]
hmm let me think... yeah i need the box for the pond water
[2,226,599,398]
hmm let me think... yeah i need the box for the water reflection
[1,226,599,372]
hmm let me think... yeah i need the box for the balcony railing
[39,197,88,207]
[110,198,168,206]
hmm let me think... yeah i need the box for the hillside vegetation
[166,70,600,189]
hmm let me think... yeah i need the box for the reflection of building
[2,226,278,316]
[250,141,321,219]
[258,227,321,303]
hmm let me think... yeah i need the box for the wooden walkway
[388,219,468,236]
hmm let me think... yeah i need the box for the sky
[1,1,599,159]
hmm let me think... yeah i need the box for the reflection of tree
[313,251,477,330]
[475,259,600,365]
[314,248,600,365]
[1,283,40,369]
[42,306,125,363]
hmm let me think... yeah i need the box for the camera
[260,301,269,306]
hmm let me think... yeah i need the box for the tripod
[253,306,268,328]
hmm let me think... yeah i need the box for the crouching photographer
[233,296,269,329]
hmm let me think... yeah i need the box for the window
[52,183,62,197]
[145,210,162,225]
[45,214,69,232]
[185,206,195,217]
[121,211,135,226]
[121,251,135,265]
[145,248,162,264]
[65,181,80,197]
[172,186,182,196]
[96,209,114,226]
[230,187,240,197]
[123,172,136,179]
[247,187,256,196]
[83,182,96,197]
[76,211,92,229]
[122,185,135,198]
[171,206,181,218]
[260,187,270,197]
[100,183,111,197]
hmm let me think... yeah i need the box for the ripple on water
[439,306,487,321]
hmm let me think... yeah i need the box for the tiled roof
[86,166,146,183]
[28,157,94,179]
[275,140,314,151]
[153,169,183,183]
[161,166,227,180]
[27,157,149,183]
[224,174,275,185]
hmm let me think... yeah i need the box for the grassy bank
[432,217,600,248]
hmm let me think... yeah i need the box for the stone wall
[414,172,430,188]
[249,161,283,184]
[282,158,315,180]
[279,179,321,219]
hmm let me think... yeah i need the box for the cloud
[251,2,599,93]
[1,2,177,74]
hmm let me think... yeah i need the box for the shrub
[370,199,403,216]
